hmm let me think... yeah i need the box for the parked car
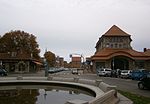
[120,70,132,78]
[131,69,149,80]
[0,68,8,76]
[72,68,78,74]
[138,72,150,90]
[48,67,56,74]
[98,68,112,77]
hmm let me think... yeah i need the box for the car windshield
[142,70,149,73]
[105,69,111,71]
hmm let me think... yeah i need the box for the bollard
[95,79,102,86]
[17,76,23,80]
[47,75,53,80]
[74,77,79,83]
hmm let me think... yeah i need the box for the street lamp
[0,61,2,69]
[44,58,49,77]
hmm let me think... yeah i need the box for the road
[57,71,150,98]
[99,77,150,97]
[7,70,150,97]
[79,74,150,98]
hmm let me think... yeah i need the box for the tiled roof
[0,52,31,60]
[103,25,130,36]
[0,52,42,65]
[91,48,150,60]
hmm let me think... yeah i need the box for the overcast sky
[0,0,150,62]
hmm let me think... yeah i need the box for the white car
[120,70,132,78]
[98,68,112,77]
[72,69,78,74]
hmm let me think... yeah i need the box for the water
[0,85,94,104]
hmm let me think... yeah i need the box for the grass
[118,90,150,104]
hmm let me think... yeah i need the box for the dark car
[110,70,117,77]
[131,69,149,80]
[138,73,150,90]
[48,68,56,74]
[0,69,8,76]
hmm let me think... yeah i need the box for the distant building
[71,56,81,68]
[55,56,64,67]
[91,25,150,72]
[59,57,64,67]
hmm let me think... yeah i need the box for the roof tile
[92,48,150,60]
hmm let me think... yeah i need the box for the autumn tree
[0,30,40,59]
[44,51,56,67]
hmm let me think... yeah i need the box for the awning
[33,61,43,65]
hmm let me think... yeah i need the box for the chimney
[144,48,147,52]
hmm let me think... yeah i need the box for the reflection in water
[0,85,94,104]
[0,89,38,104]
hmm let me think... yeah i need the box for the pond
[0,85,95,104]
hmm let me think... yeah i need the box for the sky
[0,0,150,62]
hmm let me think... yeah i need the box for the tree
[44,51,56,67]
[0,30,40,59]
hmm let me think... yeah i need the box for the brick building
[91,25,150,72]
[70,56,81,68]
[0,51,42,73]
[55,56,64,67]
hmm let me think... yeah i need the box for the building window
[110,44,113,48]
[106,43,109,48]
[123,44,126,48]
[11,52,17,57]
[119,44,122,48]
[115,44,118,48]
[120,38,123,42]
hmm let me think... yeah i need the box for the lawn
[118,90,150,104]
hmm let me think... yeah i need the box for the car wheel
[1,73,4,76]
[138,82,144,90]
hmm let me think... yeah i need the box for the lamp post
[44,58,49,77]
[0,61,2,69]
[44,89,47,100]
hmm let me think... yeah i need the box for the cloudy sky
[0,0,150,62]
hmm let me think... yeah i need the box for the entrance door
[111,56,129,70]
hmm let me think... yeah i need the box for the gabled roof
[91,48,150,60]
[103,25,130,36]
